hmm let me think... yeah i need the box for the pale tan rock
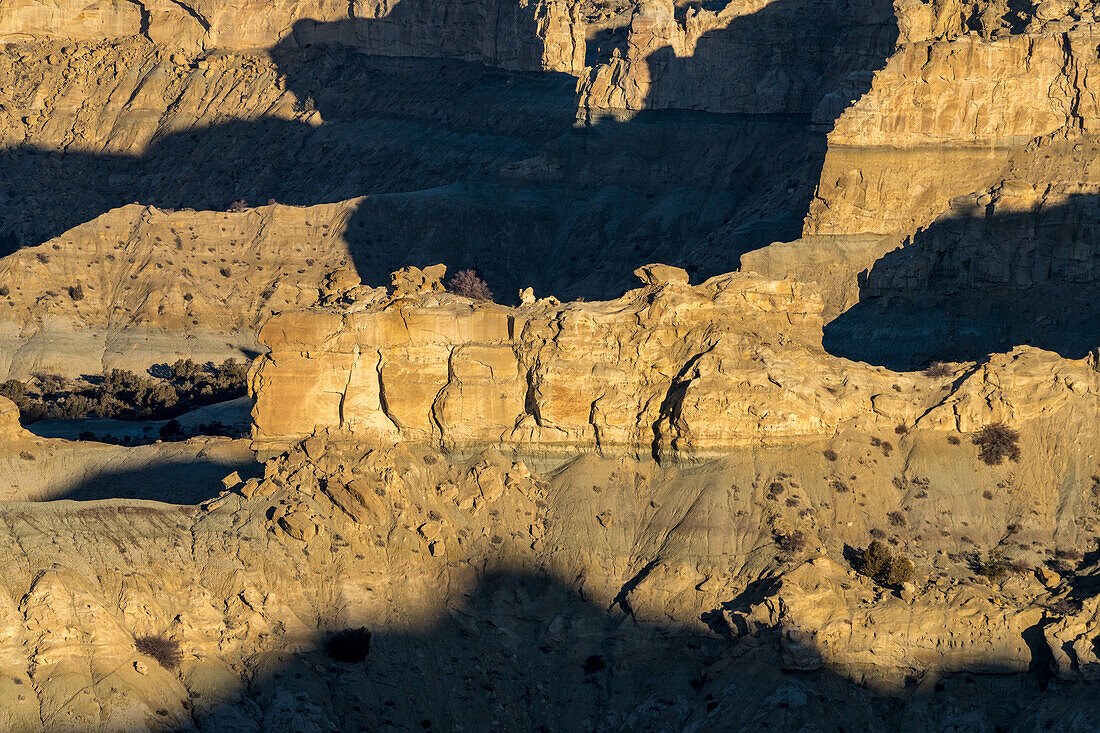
[250,267,1100,459]
[390,264,447,298]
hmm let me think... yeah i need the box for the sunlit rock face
[250,265,1100,459]
[2,413,1100,729]
[3,0,1100,730]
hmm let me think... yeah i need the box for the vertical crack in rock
[123,0,153,42]
[338,346,361,429]
[430,347,457,449]
[650,343,717,462]
[375,349,401,433]
[1058,32,1084,132]
[523,363,544,426]
[169,0,212,33]
[588,394,604,454]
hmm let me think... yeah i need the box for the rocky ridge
[249,263,1100,459]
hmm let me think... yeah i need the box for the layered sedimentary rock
[808,3,1100,236]
[1,1,1100,728]
[0,0,585,70]
[6,0,1100,380]
[250,265,1100,458]
[1,393,1100,728]
[0,202,357,378]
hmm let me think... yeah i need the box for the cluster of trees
[0,358,248,424]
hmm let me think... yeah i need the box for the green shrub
[7,358,248,431]
[858,540,915,587]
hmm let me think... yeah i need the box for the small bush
[947,435,960,445]
[775,530,807,557]
[924,362,953,378]
[135,635,182,670]
[159,419,184,439]
[973,423,1021,466]
[447,269,493,302]
[971,549,1013,580]
[858,539,915,587]
[0,379,26,401]
[823,448,838,461]
[887,510,907,527]
[68,284,84,301]
[894,423,909,435]
[583,655,606,675]
[228,199,248,212]
[325,627,372,663]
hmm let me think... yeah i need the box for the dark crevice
[169,0,212,33]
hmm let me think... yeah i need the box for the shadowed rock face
[823,184,1100,371]
[0,0,898,301]
[3,2,1100,730]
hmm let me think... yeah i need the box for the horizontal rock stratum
[249,264,1100,458]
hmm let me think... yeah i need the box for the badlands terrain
[0,0,1099,730]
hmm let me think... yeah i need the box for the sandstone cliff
[249,264,1100,460]
[0,1,1099,730]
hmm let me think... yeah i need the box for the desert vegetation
[857,539,915,587]
[0,358,248,424]
[447,269,494,302]
[972,423,1021,466]
[924,362,953,378]
[325,627,372,663]
[135,635,183,670]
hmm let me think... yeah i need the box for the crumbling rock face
[1,426,1100,729]
[250,265,1100,459]
[807,14,1100,235]
[0,202,358,378]
[0,0,585,70]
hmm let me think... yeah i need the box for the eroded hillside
[1,0,1099,731]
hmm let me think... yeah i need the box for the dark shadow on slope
[0,0,898,300]
[171,568,1098,732]
[42,449,261,503]
[823,193,1100,370]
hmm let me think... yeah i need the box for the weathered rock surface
[0,410,1098,729]
[1,0,1100,730]
[4,0,1100,378]
[0,202,356,378]
[250,265,1100,459]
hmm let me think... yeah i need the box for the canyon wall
[4,0,1100,377]
[249,264,1100,458]
[2,395,1100,729]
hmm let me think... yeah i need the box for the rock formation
[250,264,1100,459]
[0,0,1099,730]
